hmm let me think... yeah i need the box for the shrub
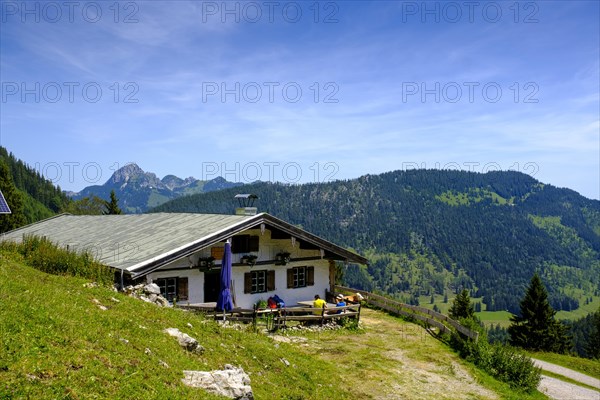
[337,316,361,330]
[0,235,114,285]
[450,317,541,392]
[488,344,541,390]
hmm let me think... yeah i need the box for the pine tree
[585,308,600,359]
[0,161,26,233]
[508,273,571,353]
[449,289,475,320]
[104,190,122,215]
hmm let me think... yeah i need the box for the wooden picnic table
[296,301,337,308]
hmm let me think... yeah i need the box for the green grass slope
[0,255,350,399]
[1,252,551,400]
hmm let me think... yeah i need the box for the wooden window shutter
[244,272,252,294]
[177,277,188,301]
[249,236,259,252]
[267,270,275,291]
[211,247,224,259]
[287,268,294,288]
[307,267,315,286]
[232,235,249,254]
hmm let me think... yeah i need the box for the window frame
[287,266,315,289]
[244,270,275,294]
[154,277,188,302]
[232,235,259,254]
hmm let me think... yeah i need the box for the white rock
[144,283,161,295]
[164,328,204,354]
[182,366,253,399]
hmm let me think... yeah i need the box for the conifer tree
[585,308,600,359]
[508,273,570,353]
[449,289,475,320]
[0,161,26,233]
[104,190,122,215]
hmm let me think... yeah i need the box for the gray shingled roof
[1,212,367,278]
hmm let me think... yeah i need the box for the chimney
[234,194,258,216]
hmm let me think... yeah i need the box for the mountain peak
[107,163,163,190]
[161,174,198,190]
[109,163,144,184]
[72,164,243,213]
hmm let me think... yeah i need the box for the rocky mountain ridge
[71,163,243,213]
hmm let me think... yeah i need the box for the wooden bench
[178,303,361,331]
[275,304,361,328]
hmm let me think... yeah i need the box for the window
[155,277,188,302]
[244,270,275,294]
[287,266,314,288]
[232,235,259,253]
[294,267,305,287]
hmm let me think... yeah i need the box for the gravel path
[532,359,600,390]
[538,375,600,400]
[531,358,600,400]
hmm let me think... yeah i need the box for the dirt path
[300,309,498,400]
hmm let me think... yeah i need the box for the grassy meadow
[0,249,552,399]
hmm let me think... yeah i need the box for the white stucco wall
[233,259,330,308]
[146,228,333,308]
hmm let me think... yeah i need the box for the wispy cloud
[1,0,598,198]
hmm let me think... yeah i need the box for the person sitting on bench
[313,294,327,315]
[335,294,346,313]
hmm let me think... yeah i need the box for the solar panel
[0,189,11,214]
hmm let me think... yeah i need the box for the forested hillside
[0,146,70,224]
[152,170,600,315]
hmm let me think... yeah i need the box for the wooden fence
[334,285,479,341]
[178,303,361,331]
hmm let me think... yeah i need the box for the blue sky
[1,1,599,199]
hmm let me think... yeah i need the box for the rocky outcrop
[123,283,170,307]
[181,365,253,399]
[164,328,205,354]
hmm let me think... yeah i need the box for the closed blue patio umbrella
[216,241,234,314]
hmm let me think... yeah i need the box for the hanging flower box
[276,251,291,265]
[198,256,215,269]
[241,254,258,266]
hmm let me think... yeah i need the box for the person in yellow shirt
[313,294,327,315]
